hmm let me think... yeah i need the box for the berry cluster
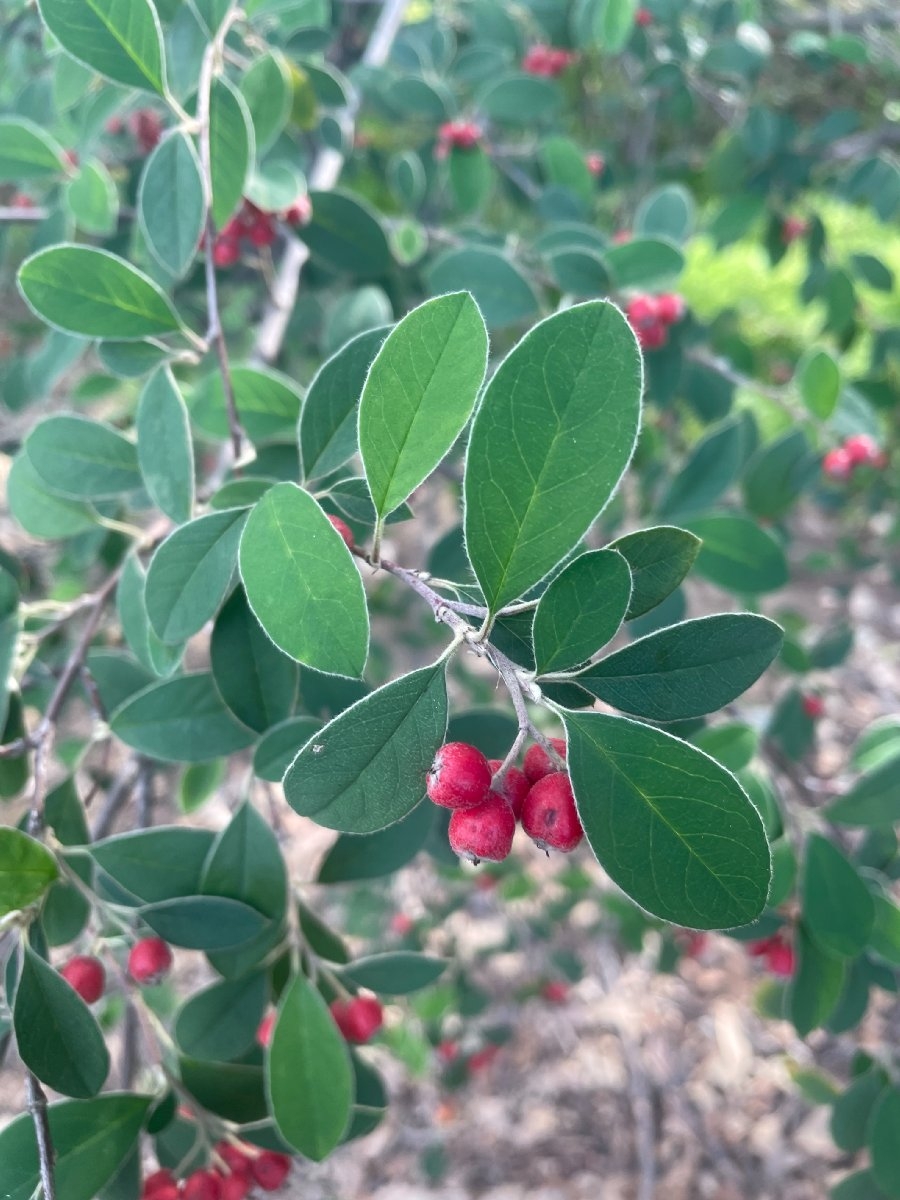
[140,1145,290,1200]
[425,739,584,863]
[105,109,164,154]
[522,45,578,77]
[822,433,887,481]
[781,216,809,244]
[58,936,174,1002]
[435,121,482,159]
[625,292,685,349]
[211,196,313,268]
[748,932,795,977]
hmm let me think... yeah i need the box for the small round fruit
[142,1169,177,1199]
[822,446,853,480]
[215,1143,252,1175]
[183,1170,222,1200]
[521,773,583,853]
[220,1171,252,1200]
[487,760,529,820]
[250,1151,292,1192]
[448,791,516,863]
[256,1010,276,1048]
[843,433,879,465]
[523,738,567,784]
[212,236,240,268]
[128,937,173,985]
[541,981,570,1003]
[654,293,685,324]
[427,742,492,809]
[59,955,105,1004]
[330,996,384,1044]
[327,513,355,550]
[802,694,825,719]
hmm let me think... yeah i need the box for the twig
[25,1072,56,1200]
[90,756,143,840]
[0,205,48,222]
[251,0,409,365]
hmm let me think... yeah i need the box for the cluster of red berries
[141,1145,290,1200]
[435,121,482,158]
[106,109,164,154]
[58,936,173,1003]
[257,994,384,1048]
[822,433,887,481]
[748,932,795,977]
[426,739,584,863]
[625,293,685,349]
[781,216,809,244]
[211,196,313,267]
[522,45,578,77]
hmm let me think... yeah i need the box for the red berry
[541,981,570,1003]
[437,121,481,152]
[215,1144,252,1175]
[105,116,124,135]
[250,1152,291,1191]
[219,1171,252,1200]
[625,294,658,327]
[585,153,605,177]
[256,1010,276,1048]
[282,195,312,226]
[183,1170,221,1200]
[448,791,516,863]
[143,1187,179,1200]
[802,694,825,719]
[613,229,632,244]
[523,739,567,784]
[766,940,795,977]
[488,760,529,820]
[781,216,808,244]
[10,192,34,208]
[142,1169,177,1198]
[654,293,685,324]
[427,742,492,809]
[636,321,667,350]
[327,513,355,550]
[128,109,163,154]
[521,773,583,854]
[843,433,880,466]
[635,7,652,25]
[330,996,384,1044]
[59,955,105,1004]
[468,1045,500,1073]
[246,215,277,247]
[390,912,414,936]
[212,236,240,268]
[128,937,172,985]
[822,447,853,480]
[437,1039,459,1062]
[677,930,709,958]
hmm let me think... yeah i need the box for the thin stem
[25,1073,56,1200]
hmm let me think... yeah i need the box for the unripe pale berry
[427,742,492,809]
[330,995,384,1043]
[256,1010,276,1048]
[523,738,567,784]
[488,760,529,820]
[327,513,355,550]
[448,791,516,863]
[128,936,173,985]
[183,1170,222,1200]
[521,773,584,853]
[250,1151,292,1191]
[59,955,105,1004]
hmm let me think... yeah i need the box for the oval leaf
[139,132,205,278]
[175,974,268,1062]
[27,414,141,500]
[610,525,700,619]
[140,896,269,950]
[802,834,874,958]
[0,116,66,181]
[0,829,59,916]
[211,589,298,733]
[533,549,632,675]
[110,674,256,762]
[137,368,195,524]
[284,663,448,834]
[209,77,253,228]
[684,513,789,594]
[564,711,771,929]
[38,0,165,92]
[239,482,369,678]
[338,952,447,996]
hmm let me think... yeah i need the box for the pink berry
[251,1152,291,1192]
[585,153,605,177]
[654,293,685,324]
[843,433,879,466]
[637,321,667,349]
[635,7,652,25]
[437,1039,459,1062]
[183,1170,222,1200]
[448,791,516,863]
[212,236,240,268]
[782,216,808,243]
[128,937,173,985]
[327,513,355,550]
[330,996,384,1044]
[390,912,414,935]
[521,773,584,853]
[128,109,163,154]
[142,1169,177,1198]
[219,1171,252,1200]
[766,940,795,977]
[468,1045,500,1073]
[625,294,658,326]
[215,1144,251,1174]
[541,981,570,1003]
[802,694,825,719]
[246,215,277,247]
[822,447,853,480]
[427,742,492,809]
[488,760,530,820]
[282,195,312,226]
[256,1010,276,1048]
[59,955,105,1004]
[523,739,567,785]
[613,229,632,244]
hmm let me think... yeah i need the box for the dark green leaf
[338,952,447,996]
[175,974,268,1062]
[299,189,391,277]
[26,414,141,500]
[787,922,846,1036]
[190,366,302,443]
[532,550,632,675]
[6,452,97,540]
[0,116,66,181]
[604,238,684,288]
[803,834,874,957]
[117,553,184,677]
[611,526,700,619]
[211,589,298,732]
[742,429,819,520]
[201,801,286,921]
[427,245,539,328]
[659,417,746,518]
[253,717,322,782]
[110,674,255,762]
[138,132,205,278]
[685,513,789,594]
[831,1067,889,1153]
[296,900,349,963]
[179,1057,267,1123]
[136,368,194,524]
[92,828,215,903]
[870,1087,900,1197]
[317,802,436,883]
[209,77,253,228]
[828,756,900,826]
[141,896,268,950]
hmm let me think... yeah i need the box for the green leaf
[573,614,783,721]
[252,717,322,782]
[869,892,900,966]
[802,834,874,957]
[338,952,447,996]
[190,365,302,443]
[138,132,205,278]
[92,827,215,903]
[110,674,255,762]
[478,74,563,125]
[14,947,109,1098]
[141,896,269,950]
[464,301,642,613]
[284,663,448,834]
[66,158,118,236]
[594,0,638,53]
[26,414,141,500]
[659,417,746,518]
[266,973,353,1160]
[427,245,539,329]
[635,184,695,243]
[240,50,292,152]
[0,828,59,916]
[359,293,488,522]
[532,550,632,675]
[787,922,846,1036]
[830,1169,887,1200]
[117,553,184,677]
[604,238,684,288]
[299,326,389,482]
[317,802,436,883]
[852,719,900,773]
[211,589,298,732]
[300,189,392,277]
[145,509,247,644]
[684,513,789,594]
[610,526,700,619]
[828,756,900,826]
[296,900,349,963]
[179,1057,267,1124]
[0,1094,150,1200]
[0,116,66,181]
[238,482,369,678]
[209,77,253,228]
[564,712,771,928]
[178,760,226,814]
[870,1087,900,1197]
[18,246,181,340]
[797,349,841,419]
[136,368,195,524]
[201,801,286,922]
[37,0,165,92]
[831,1067,888,1153]
[175,973,268,1062]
